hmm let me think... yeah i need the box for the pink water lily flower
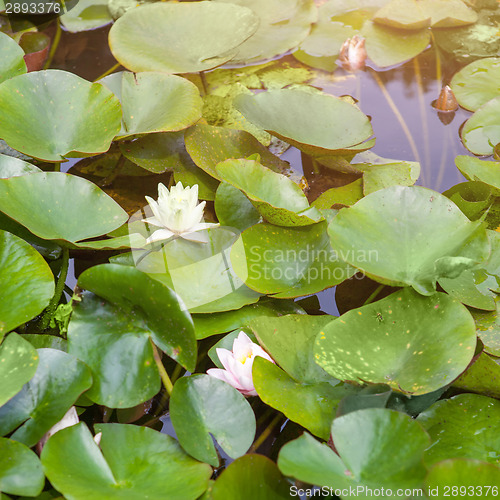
[339,35,367,72]
[207,331,275,396]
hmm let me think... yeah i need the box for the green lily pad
[452,351,500,399]
[372,0,430,29]
[125,227,261,313]
[314,288,477,395]
[451,58,500,112]
[420,0,477,28]
[231,221,356,298]
[184,124,290,180]
[0,172,128,244]
[60,0,113,32]
[20,334,67,351]
[211,455,292,500]
[328,186,490,295]
[0,153,40,178]
[472,296,500,356]
[109,2,259,73]
[119,132,219,200]
[213,0,317,64]
[216,159,322,226]
[0,230,54,337]
[253,357,351,440]
[456,155,500,190]
[234,89,373,156]
[214,182,261,231]
[170,374,255,467]
[0,334,38,408]
[443,181,496,223]
[0,32,26,84]
[425,459,500,492]
[41,422,212,500]
[312,179,364,209]
[68,264,196,406]
[0,348,92,447]
[278,408,430,490]
[362,21,431,68]
[192,299,305,339]
[462,96,500,156]
[0,70,121,161]
[100,71,202,138]
[248,314,335,384]
[0,438,44,497]
[417,394,500,467]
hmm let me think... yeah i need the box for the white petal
[232,332,254,358]
[180,230,209,243]
[145,196,163,222]
[141,216,165,228]
[145,229,175,244]
[251,344,275,364]
[192,222,219,231]
[207,368,244,391]
[216,348,236,372]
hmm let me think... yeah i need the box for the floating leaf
[211,455,292,500]
[231,221,356,297]
[0,32,26,84]
[0,334,38,408]
[362,21,431,68]
[472,296,500,356]
[100,71,202,138]
[278,408,430,490]
[418,394,500,466]
[41,423,212,500]
[456,155,500,191]
[425,459,500,491]
[109,2,259,73]
[312,179,364,209]
[215,182,261,231]
[462,97,500,156]
[234,89,373,156]
[216,159,322,226]
[314,288,477,395]
[0,349,92,447]
[0,230,54,337]
[170,375,255,467]
[372,0,430,29]
[451,57,500,112]
[19,32,50,72]
[328,186,490,295]
[0,438,44,497]
[60,0,113,32]
[253,357,350,439]
[184,124,290,180]
[0,154,40,178]
[213,0,317,64]
[0,172,128,244]
[0,70,121,161]
[419,0,477,28]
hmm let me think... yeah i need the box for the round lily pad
[170,375,255,467]
[0,334,38,408]
[461,96,500,156]
[0,70,121,161]
[327,186,490,295]
[41,422,212,500]
[0,32,26,84]
[455,155,500,190]
[417,393,500,467]
[451,57,500,111]
[109,2,259,73]
[0,438,44,497]
[0,230,54,337]
[100,71,202,138]
[372,0,430,30]
[0,154,40,178]
[60,0,113,32]
[314,288,477,395]
[216,159,322,226]
[0,172,128,244]
[215,182,261,231]
[211,455,292,500]
[234,89,373,156]
[0,348,92,447]
[213,0,317,64]
[472,296,500,356]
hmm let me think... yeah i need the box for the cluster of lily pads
[1,0,500,498]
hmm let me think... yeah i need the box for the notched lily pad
[0,32,26,84]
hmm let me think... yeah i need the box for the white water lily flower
[207,331,275,396]
[142,182,218,244]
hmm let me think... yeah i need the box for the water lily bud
[433,85,459,112]
[142,181,218,244]
[207,331,275,396]
[339,35,367,72]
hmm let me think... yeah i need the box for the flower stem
[44,18,61,70]
[94,62,122,82]
[363,284,384,306]
[150,338,174,396]
[249,413,282,453]
[39,247,70,331]
[170,363,184,385]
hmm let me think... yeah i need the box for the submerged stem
[44,18,61,70]
[150,338,174,396]
[94,62,122,82]
[39,247,70,330]
[249,413,282,453]
[363,284,384,306]
[413,57,429,186]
